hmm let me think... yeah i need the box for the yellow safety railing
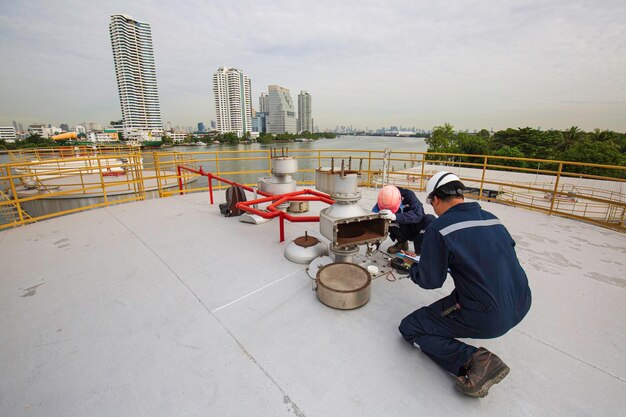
[1,148,624,232]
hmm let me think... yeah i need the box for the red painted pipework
[177,166,183,195]
[176,165,334,242]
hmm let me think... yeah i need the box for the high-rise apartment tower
[267,85,297,134]
[297,91,312,133]
[213,67,252,136]
[109,14,162,136]
[259,92,269,113]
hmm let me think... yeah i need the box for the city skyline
[1,1,625,132]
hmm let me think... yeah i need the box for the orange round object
[377,185,401,213]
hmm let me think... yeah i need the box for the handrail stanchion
[367,151,372,187]
[6,167,25,226]
[420,153,426,191]
[479,156,488,201]
[549,162,564,215]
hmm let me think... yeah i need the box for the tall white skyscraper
[297,91,312,133]
[267,85,297,134]
[213,67,252,136]
[109,14,162,137]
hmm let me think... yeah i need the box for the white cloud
[0,0,625,131]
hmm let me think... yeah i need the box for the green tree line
[425,124,625,176]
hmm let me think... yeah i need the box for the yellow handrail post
[96,156,109,206]
[479,156,488,201]
[6,167,25,226]
[420,153,426,191]
[154,151,164,198]
[215,152,220,180]
[367,151,372,187]
[317,150,321,169]
[134,153,145,200]
[549,162,563,215]
[79,159,86,195]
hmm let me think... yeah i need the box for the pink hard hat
[377,185,401,213]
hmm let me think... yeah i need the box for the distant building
[74,125,86,134]
[297,91,312,133]
[87,131,119,142]
[210,120,216,129]
[170,133,187,143]
[60,123,69,132]
[197,122,205,132]
[252,112,268,133]
[12,121,19,133]
[109,14,163,137]
[0,126,17,143]
[213,67,252,137]
[259,92,269,113]
[28,124,47,138]
[267,85,296,134]
[83,122,102,131]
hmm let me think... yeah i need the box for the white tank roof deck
[1,188,625,416]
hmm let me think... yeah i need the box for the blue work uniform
[373,187,435,252]
[398,201,531,375]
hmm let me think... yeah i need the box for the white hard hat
[426,171,462,198]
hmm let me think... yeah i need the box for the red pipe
[208,173,214,204]
[177,166,183,195]
[176,165,335,242]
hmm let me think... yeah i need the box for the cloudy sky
[1,0,625,131]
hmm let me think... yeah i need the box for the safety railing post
[6,166,25,226]
[96,156,109,206]
[549,162,563,215]
[153,151,164,198]
[479,156,488,201]
[420,153,426,191]
[215,152,220,181]
[279,211,285,242]
[367,151,372,187]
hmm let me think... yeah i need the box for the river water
[161,135,427,186]
[1,135,428,187]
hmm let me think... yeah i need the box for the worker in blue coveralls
[398,171,532,398]
[373,185,435,254]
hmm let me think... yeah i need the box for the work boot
[455,347,510,398]
[387,240,409,254]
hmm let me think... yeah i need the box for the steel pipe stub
[315,262,371,310]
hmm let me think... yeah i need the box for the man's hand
[379,209,396,221]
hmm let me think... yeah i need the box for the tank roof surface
[1,188,625,416]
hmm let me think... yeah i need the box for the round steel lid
[294,235,319,248]
[316,262,370,293]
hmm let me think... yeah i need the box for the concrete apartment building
[267,85,296,134]
[259,92,269,113]
[297,90,312,133]
[109,14,163,138]
[0,126,17,143]
[213,67,252,137]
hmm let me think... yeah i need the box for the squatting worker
[398,171,532,398]
[373,185,435,254]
